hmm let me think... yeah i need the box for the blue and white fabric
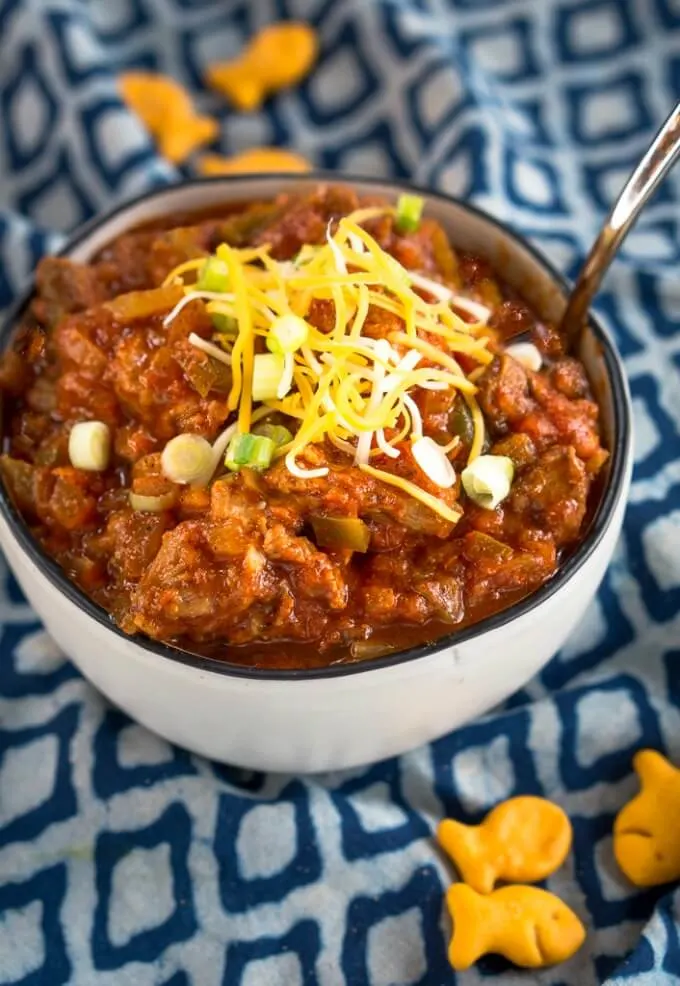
[1,1,680,983]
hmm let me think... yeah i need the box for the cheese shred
[164,203,496,524]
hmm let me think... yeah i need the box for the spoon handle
[561,102,680,350]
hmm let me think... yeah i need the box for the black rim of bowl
[0,172,631,681]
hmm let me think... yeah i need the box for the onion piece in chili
[461,455,514,510]
[129,490,177,512]
[68,421,111,472]
[311,515,371,552]
[161,434,215,485]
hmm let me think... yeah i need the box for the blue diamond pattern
[92,802,196,969]
[626,484,680,623]
[47,10,110,84]
[541,569,635,690]
[565,71,654,146]
[503,147,568,214]
[223,919,321,986]
[0,864,70,985]
[572,811,666,931]
[0,623,79,698]
[214,780,322,913]
[330,760,430,860]
[558,675,663,790]
[0,43,58,172]
[0,704,79,849]
[555,0,642,63]
[461,17,541,83]
[92,708,197,799]
[341,866,450,986]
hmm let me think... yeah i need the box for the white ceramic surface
[0,176,633,773]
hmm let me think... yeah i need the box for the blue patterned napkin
[1,1,680,983]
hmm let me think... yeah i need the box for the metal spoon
[561,101,680,352]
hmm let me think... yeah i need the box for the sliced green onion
[395,194,424,233]
[161,434,215,485]
[252,353,286,402]
[68,421,111,471]
[196,256,229,293]
[461,454,514,510]
[212,313,238,334]
[311,515,371,552]
[254,423,293,447]
[267,313,309,354]
[129,490,176,512]
[225,433,276,472]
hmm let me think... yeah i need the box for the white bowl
[0,176,632,773]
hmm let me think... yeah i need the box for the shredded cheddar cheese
[164,205,496,523]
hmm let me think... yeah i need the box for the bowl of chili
[0,176,632,772]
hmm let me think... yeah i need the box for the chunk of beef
[263,524,348,610]
[509,446,589,546]
[549,357,590,400]
[126,480,349,644]
[251,186,361,259]
[95,222,219,292]
[262,445,460,539]
[464,534,557,609]
[0,456,52,517]
[0,457,101,532]
[478,353,604,462]
[529,374,601,461]
[100,510,173,582]
[476,354,532,432]
[0,349,32,396]
[46,468,101,531]
[489,300,535,341]
[361,303,405,341]
[33,258,110,325]
[54,317,109,378]
[489,432,537,469]
[108,316,230,440]
[416,386,459,444]
[358,551,465,625]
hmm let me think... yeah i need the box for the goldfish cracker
[160,117,218,165]
[119,71,217,164]
[446,883,585,971]
[198,149,311,176]
[207,22,318,112]
[614,749,680,887]
[119,72,194,133]
[437,795,572,894]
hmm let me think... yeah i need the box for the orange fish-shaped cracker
[207,23,318,112]
[437,796,572,894]
[614,749,680,887]
[446,884,586,971]
[198,149,311,176]
[119,72,218,164]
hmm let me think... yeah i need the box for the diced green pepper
[310,515,371,552]
[225,433,276,472]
